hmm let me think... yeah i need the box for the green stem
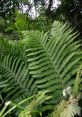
[2,95,36,117]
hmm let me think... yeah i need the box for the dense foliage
[0,0,82,116]
[0,21,82,117]
[1,0,82,38]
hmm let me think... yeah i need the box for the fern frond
[18,91,51,117]
[20,21,82,104]
[0,55,30,102]
[60,100,81,117]
[0,21,82,115]
[73,66,81,96]
[48,97,81,117]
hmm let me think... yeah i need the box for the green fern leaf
[20,21,82,104]
[0,55,30,102]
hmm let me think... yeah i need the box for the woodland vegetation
[0,0,82,117]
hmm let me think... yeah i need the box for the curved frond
[0,21,82,112]
[20,21,82,104]
[0,55,30,102]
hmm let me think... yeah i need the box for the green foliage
[73,65,82,97]
[0,55,30,102]
[19,91,51,117]
[0,35,13,55]
[0,11,52,40]
[27,15,52,32]
[20,21,82,104]
[0,21,82,116]
[49,97,81,117]
[0,91,51,117]
[14,11,28,31]
[0,101,11,117]
[0,19,5,32]
[1,65,82,117]
[47,66,82,117]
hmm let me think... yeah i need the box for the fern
[73,65,82,97]
[60,100,81,117]
[47,65,82,117]
[19,21,82,104]
[0,55,30,102]
[49,98,81,117]
[0,21,82,115]
[18,91,51,117]
[0,91,51,117]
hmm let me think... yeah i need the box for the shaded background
[0,0,82,38]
